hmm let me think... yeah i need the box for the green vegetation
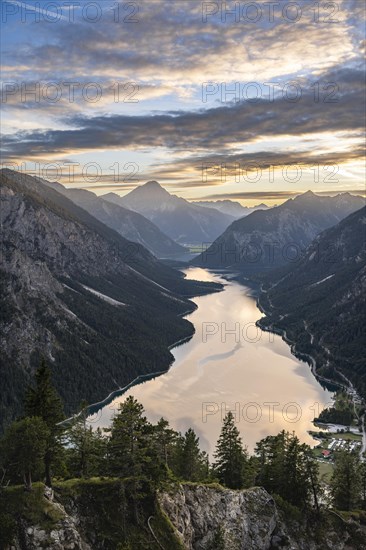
[24,359,65,487]
[315,391,357,426]
[258,207,366,401]
[1,360,366,548]
[213,411,252,489]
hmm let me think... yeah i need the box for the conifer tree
[153,417,178,470]
[66,401,106,478]
[213,411,248,489]
[107,396,165,485]
[1,417,49,490]
[24,359,64,487]
[255,430,320,508]
[331,451,361,511]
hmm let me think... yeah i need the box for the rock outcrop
[158,484,277,549]
[158,484,366,550]
[6,482,366,550]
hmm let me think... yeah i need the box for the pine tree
[208,525,226,549]
[66,401,106,478]
[255,431,319,509]
[24,359,65,487]
[107,396,165,484]
[1,417,49,490]
[107,396,163,522]
[153,417,178,470]
[213,412,248,489]
[331,451,361,511]
[176,428,207,482]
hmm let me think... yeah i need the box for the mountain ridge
[0,170,220,428]
[257,205,366,399]
[103,181,236,245]
[27,176,187,259]
[192,191,365,273]
[192,199,269,218]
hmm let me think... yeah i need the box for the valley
[90,267,335,455]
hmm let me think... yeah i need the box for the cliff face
[6,482,366,550]
[158,485,277,549]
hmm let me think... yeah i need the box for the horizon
[1,0,365,206]
[2,167,365,208]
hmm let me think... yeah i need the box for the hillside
[0,170,220,428]
[41,179,187,258]
[258,206,366,398]
[192,191,365,274]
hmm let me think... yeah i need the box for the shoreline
[255,285,366,456]
[61,276,220,426]
[255,286,351,393]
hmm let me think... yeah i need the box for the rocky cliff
[4,481,366,550]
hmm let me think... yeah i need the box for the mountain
[0,169,220,428]
[193,200,269,218]
[258,206,366,399]
[103,181,235,245]
[192,191,365,273]
[39,179,186,258]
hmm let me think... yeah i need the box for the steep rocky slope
[0,170,219,428]
[103,181,235,245]
[192,191,365,273]
[42,179,186,258]
[258,206,366,399]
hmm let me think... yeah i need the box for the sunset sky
[1,0,365,205]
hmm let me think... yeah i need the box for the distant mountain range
[192,191,365,273]
[40,179,186,258]
[103,181,235,245]
[0,169,220,427]
[193,200,269,218]
[258,206,366,399]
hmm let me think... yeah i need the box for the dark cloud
[2,67,365,161]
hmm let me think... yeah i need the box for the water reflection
[91,268,334,454]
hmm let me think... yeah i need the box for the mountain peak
[144,180,161,188]
[135,180,170,197]
[294,190,317,201]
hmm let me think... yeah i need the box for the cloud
[1,66,364,161]
[4,1,363,88]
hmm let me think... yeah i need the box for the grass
[318,461,334,483]
[1,483,65,530]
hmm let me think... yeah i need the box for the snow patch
[81,285,126,306]
[310,274,335,287]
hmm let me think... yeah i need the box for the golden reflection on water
[96,268,334,455]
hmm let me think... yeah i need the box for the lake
[89,267,334,454]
